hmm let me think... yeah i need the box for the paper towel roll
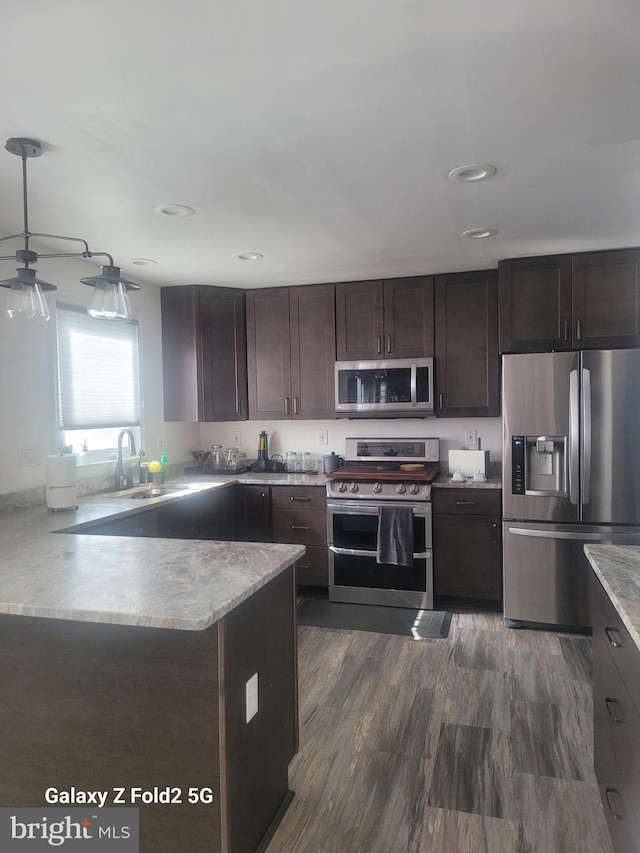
[46,454,78,510]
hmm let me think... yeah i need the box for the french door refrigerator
[502,349,640,629]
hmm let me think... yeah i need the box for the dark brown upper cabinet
[161,285,247,422]
[246,284,336,420]
[335,277,434,360]
[435,270,500,418]
[499,249,640,352]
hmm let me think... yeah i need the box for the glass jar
[286,451,298,473]
[298,451,310,472]
[226,447,239,470]
[211,444,225,470]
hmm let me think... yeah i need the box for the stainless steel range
[326,438,439,609]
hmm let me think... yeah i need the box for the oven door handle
[329,546,430,559]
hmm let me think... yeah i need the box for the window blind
[56,304,141,429]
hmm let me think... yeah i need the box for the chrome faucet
[113,429,137,490]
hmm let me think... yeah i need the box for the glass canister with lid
[225,447,240,471]
[211,445,225,470]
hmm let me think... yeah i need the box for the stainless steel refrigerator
[502,349,640,629]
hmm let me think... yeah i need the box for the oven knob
[349,483,359,493]
[395,484,406,494]
[372,482,382,494]
[337,482,348,493]
[409,484,420,495]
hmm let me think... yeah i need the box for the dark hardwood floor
[267,608,613,853]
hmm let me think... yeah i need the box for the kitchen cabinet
[271,486,328,588]
[434,270,500,417]
[433,489,502,603]
[590,572,640,853]
[235,484,272,542]
[499,249,640,353]
[161,285,248,422]
[246,284,336,420]
[335,277,434,360]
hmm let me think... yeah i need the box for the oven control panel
[326,480,432,501]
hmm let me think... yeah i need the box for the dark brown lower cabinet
[591,572,640,853]
[433,489,502,603]
[271,486,328,588]
[0,567,297,853]
[235,484,272,542]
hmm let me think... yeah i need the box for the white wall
[0,256,197,496]
[200,416,502,468]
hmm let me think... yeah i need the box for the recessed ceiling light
[233,252,264,261]
[153,204,195,217]
[461,228,498,239]
[129,258,158,266]
[448,164,497,183]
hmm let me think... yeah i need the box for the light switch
[245,673,258,723]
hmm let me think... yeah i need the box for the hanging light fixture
[0,137,140,322]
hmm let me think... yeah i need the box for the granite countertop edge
[584,544,640,651]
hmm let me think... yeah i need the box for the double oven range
[326,438,439,609]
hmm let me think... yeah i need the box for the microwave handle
[411,363,417,406]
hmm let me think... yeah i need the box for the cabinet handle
[387,334,392,353]
[291,525,311,530]
[293,396,299,415]
[439,393,444,410]
[605,698,623,724]
[455,500,478,506]
[297,564,311,570]
[377,334,383,354]
[563,320,569,342]
[290,496,311,501]
[576,319,582,341]
[284,396,291,415]
[605,626,624,648]
[604,788,623,821]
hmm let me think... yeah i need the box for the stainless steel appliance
[502,350,640,629]
[335,358,434,417]
[326,437,439,608]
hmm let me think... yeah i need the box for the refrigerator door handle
[582,367,591,507]
[507,526,640,542]
[569,369,579,505]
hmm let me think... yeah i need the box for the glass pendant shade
[81,266,140,321]
[1,268,55,321]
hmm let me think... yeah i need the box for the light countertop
[0,481,303,632]
[584,544,640,650]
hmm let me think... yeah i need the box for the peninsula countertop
[0,481,304,632]
[584,544,640,651]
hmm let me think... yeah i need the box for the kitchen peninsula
[0,482,303,853]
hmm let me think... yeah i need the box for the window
[56,304,141,457]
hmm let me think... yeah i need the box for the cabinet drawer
[593,630,640,848]
[591,574,640,717]
[432,489,501,515]
[295,546,328,587]
[272,509,327,546]
[271,486,326,511]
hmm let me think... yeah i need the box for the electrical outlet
[465,428,477,447]
[232,431,242,445]
[245,673,258,723]
[318,429,328,445]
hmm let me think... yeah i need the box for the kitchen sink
[129,486,190,499]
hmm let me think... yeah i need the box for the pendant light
[0,137,140,322]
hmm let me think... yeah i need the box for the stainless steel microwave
[335,358,435,417]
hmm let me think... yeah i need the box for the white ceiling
[1,0,640,291]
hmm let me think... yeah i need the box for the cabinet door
[499,256,572,353]
[572,249,640,349]
[237,485,272,542]
[289,284,336,419]
[335,280,385,360]
[161,286,248,422]
[246,289,292,419]
[383,276,434,358]
[161,286,200,421]
[435,270,500,417]
[433,512,502,600]
[199,287,248,421]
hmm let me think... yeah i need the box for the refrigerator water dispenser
[511,435,566,496]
